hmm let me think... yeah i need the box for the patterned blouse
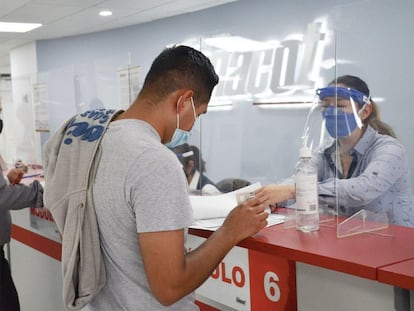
[316,126,414,227]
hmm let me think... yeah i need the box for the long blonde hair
[364,99,396,138]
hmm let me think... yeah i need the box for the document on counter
[189,182,286,231]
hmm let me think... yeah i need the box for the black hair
[140,45,219,105]
[171,143,206,173]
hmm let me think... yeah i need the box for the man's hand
[7,168,25,185]
[220,197,269,244]
[139,197,269,306]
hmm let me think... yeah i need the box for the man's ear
[177,90,194,113]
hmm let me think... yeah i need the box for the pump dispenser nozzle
[299,136,312,158]
[299,146,312,158]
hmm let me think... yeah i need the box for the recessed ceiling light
[0,22,42,33]
[99,10,113,17]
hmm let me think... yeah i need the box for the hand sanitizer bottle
[295,146,319,232]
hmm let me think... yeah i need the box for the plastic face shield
[317,86,369,138]
[301,86,370,155]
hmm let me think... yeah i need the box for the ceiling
[0,0,238,73]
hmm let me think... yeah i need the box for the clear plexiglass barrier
[6,0,414,239]
[190,16,412,237]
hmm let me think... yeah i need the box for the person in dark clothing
[171,143,221,194]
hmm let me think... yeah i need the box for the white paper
[189,182,286,230]
[190,213,286,231]
[190,182,262,220]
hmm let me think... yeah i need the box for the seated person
[255,75,414,227]
[171,143,221,195]
[216,178,251,193]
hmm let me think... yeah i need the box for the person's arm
[255,184,295,206]
[138,197,268,306]
[0,170,43,211]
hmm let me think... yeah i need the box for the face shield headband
[316,86,370,106]
[316,87,371,138]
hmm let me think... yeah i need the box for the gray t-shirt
[86,119,197,311]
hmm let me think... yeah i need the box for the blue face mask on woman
[165,97,197,148]
[322,105,360,138]
[317,86,369,138]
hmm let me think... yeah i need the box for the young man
[91,45,269,310]
[45,45,268,311]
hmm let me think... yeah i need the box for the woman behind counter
[255,75,414,227]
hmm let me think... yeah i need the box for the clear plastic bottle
[295,146,319,232]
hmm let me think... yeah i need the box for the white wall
[0,66,10,74]
[9,239,64,311]
[9,201,64,310]
[0,76,12,166]
[296,262,394,311]
[10,42,42,164]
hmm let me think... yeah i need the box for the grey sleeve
[0,174,44,211]
[128,148,193,233]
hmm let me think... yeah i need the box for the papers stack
[190,183,285,230]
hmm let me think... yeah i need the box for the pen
[22,173,42,179]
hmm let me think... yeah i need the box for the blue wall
[36,0,414,187]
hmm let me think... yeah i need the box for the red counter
[10,175,414,311]
[189,220,414,310]
[378,258,414,290]
[191,222,414,279]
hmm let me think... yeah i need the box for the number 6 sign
[188,235,297,310]
[248,250,296,310]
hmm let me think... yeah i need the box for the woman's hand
[255,184,295,206]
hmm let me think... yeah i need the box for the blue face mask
[165,97,197,148]
[165,128,191,148]
[322,105,359,138]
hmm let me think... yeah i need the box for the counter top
[378,258,414,290]
[189,220,414,282]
